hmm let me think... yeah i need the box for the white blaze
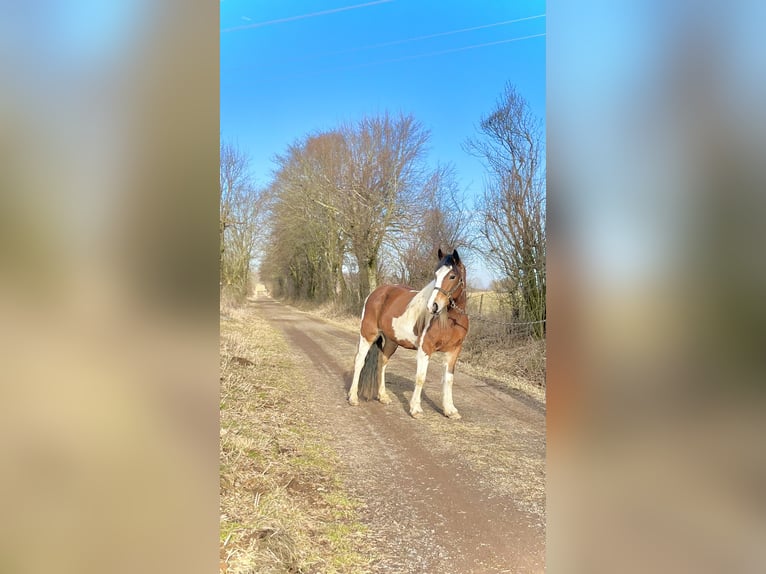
[426,265,451,313]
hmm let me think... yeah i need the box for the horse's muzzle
[431,302,439,314]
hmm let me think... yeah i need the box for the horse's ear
[437,248,444,260]
[452,249,461,264]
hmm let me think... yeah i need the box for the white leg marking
[410,319,434,418]
[442,364,460,419]
[410,347,430,418]
[378,362,391,404]
[348,335,372,406]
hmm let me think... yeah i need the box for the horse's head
[427,248,465,315]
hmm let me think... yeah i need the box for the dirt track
[255,297,546,573]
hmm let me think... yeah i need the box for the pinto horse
[348,249,469,419]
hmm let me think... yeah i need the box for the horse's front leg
[442,350,461,419]
[409,347,430,418]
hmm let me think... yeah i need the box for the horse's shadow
[343,370,442,417]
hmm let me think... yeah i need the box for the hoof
[410,410,424,419]
[378,393,392,405]
[445,410,462,420]
[348,396,359,406]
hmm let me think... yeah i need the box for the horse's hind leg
[377,339,398,404]
[348,335,373,406]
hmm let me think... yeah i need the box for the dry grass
[220,307,374,573]
[465,290,507,314]
[461,291,546,400]
[460,320,546,402]
[295,300,362,332]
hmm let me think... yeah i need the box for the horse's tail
[358,334,384,401]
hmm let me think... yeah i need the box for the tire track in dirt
[255,298,545,573]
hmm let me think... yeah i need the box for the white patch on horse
[392,280,434,345]
[427,265,451,313]
[360,292,371,323]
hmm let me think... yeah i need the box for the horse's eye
[449,274,456,280]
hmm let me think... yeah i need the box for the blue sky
[221,0,546,284]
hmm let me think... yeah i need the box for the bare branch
[464,83,546,333]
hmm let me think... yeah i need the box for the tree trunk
[335,262,348,302]
[366,255,378,293]
[219,219,226,286]
[355,253,369,302]
[354,250,377,302]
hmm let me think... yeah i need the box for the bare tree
[220,142,246,276]
[220,141,266,302]
[262,112,459,309]
[340,112,430,301]
[301,132,352,302]
[263,132,351,303]
[464,83,546,335]
[387,163,476,287]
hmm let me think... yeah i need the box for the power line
[354,33,546,67]
[236,14,546,69]
[304,14,546,60]
[222,0,393,33]
[257,32,546,84]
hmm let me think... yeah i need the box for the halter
[433,275,464,307]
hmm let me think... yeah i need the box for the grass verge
[460,335,546,402]
[220,305,374,573]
